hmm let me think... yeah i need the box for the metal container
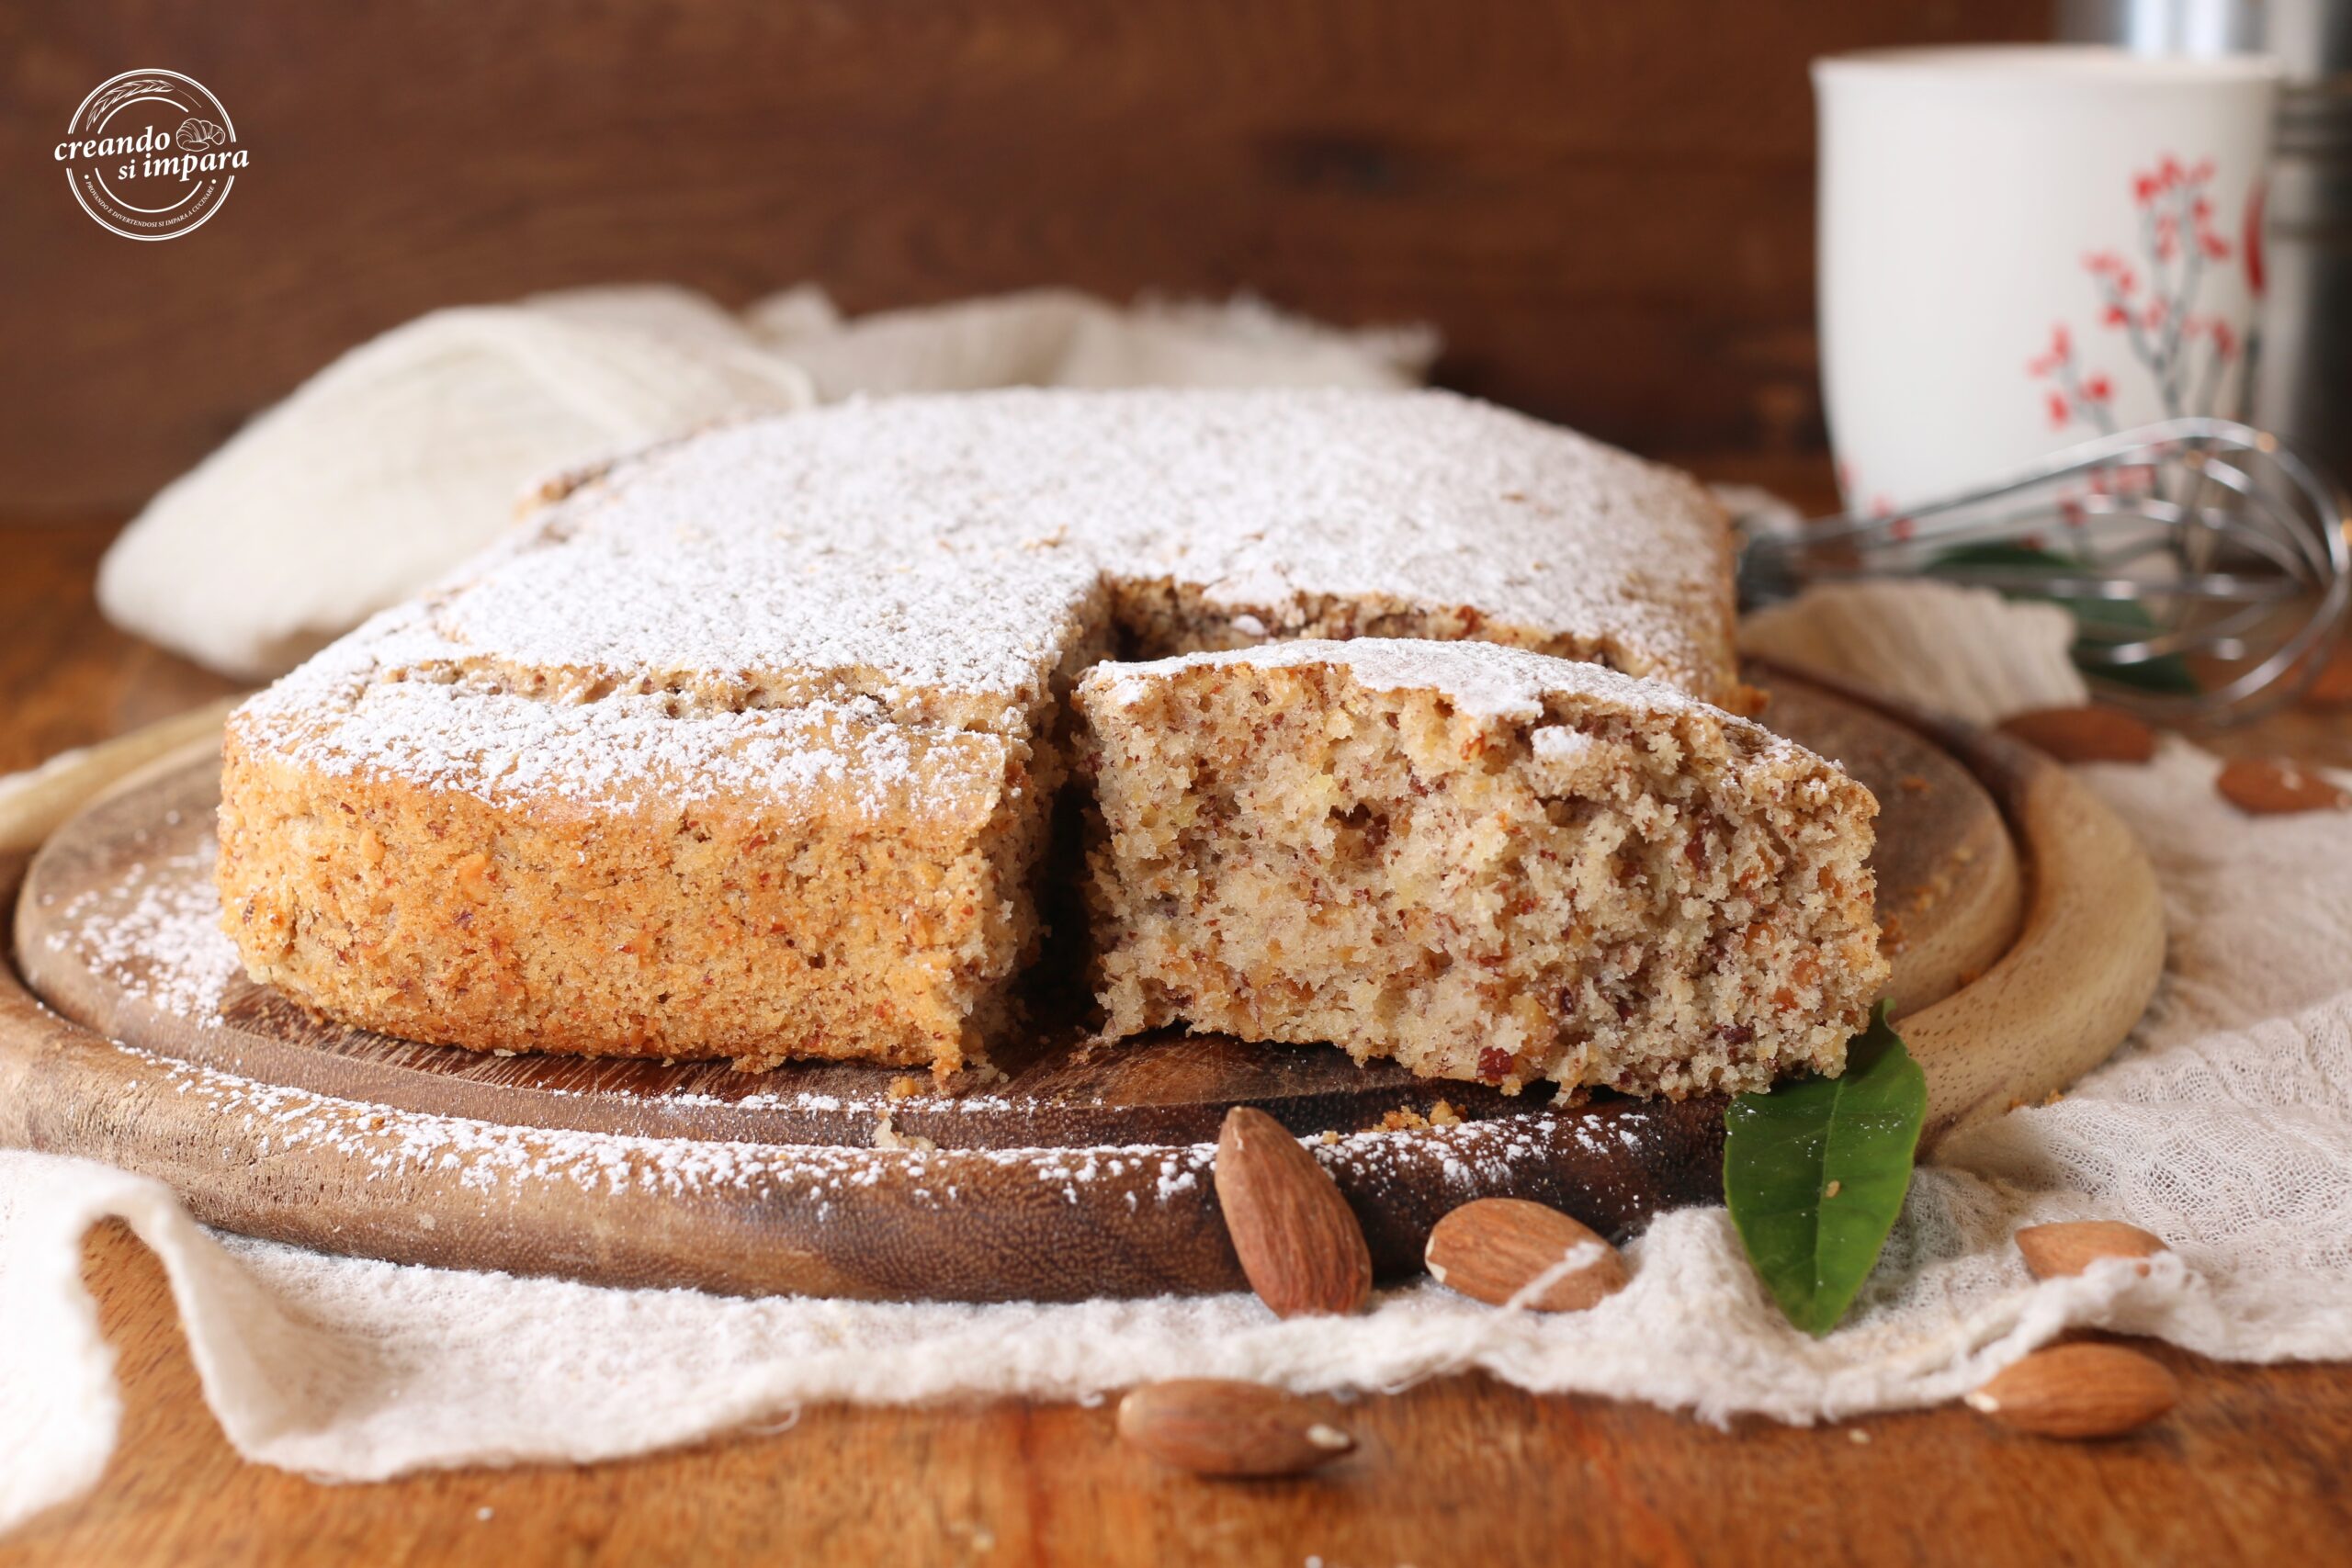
[2061,0,2352,475]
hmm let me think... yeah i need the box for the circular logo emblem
[57,70,246,242]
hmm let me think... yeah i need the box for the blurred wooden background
[0,0,2044,520]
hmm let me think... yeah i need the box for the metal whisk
[1736,418,2352,722]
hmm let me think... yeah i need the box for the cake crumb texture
[1076,640,1886,1097]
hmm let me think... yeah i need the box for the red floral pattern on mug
[2026,154,2262,434]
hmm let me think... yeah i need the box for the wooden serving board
[0,671,2162,1302]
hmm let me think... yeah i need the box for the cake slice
[1075,640,1886,1098]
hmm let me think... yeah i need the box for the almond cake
[1076,641,1884,1096]
[215,387,1838,1085]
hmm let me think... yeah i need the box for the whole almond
[1116,1379,1357,1477]
[2015,1221,2168,1280]
[1215,1107,1373,1317]
[1424,1198,1627,1311]
[1996,706,2156,764]
[2216,757,2349,816]
[1963,1344,2179,1438]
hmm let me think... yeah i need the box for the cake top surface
[234,604,1017,819]
[474,387,1730,694]
[435,538,1106,727]
[235,388,1739,807]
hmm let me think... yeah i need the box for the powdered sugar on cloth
[0,294,2346,1529]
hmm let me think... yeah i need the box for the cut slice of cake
[1075,640,1886,1098]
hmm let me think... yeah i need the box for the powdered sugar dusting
[131,1037,1219,1205]
[1083,637,1712,720]
[1531,725,1600,765]
[233,389,1730,808]
[114,1028,1610,1211]
[441,545,1103,720]
[1080,637,1805,766]
[531,389,1723,675]
[43,839,1659,1238]
[43,839,238,1027]
[245,654,1001,817]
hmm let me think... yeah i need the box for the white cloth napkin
[6,292,2349,1534]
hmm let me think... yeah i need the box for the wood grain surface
[5,669,2067,1301]
[0,0,2048,517]
[7,519,2351,1564]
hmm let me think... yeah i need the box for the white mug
[1814,46,2282,513]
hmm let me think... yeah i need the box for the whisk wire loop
[1738,419,2352,721]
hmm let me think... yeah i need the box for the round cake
[213,388,1802,1085]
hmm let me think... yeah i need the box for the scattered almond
[1963,1344,2179,1438]
[1996,706,2156,764]
[1115,1379,1357,1477]
[1215,1107,1373,1318]
[2015,1221,2168,1280]
[1423,1197,1627,1312]
[2215,757,2349,816]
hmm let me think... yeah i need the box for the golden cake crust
[218,622,1048,1075]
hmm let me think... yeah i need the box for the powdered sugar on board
[75,998,1608,1217]
[15,809,1725,1303]
[107,1030,1633,1213]
[40,837,238,1029]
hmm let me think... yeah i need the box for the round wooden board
[0,670,2162,1302]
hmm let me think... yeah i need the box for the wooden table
[6,515,2351,1567]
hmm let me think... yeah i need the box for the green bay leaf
[1723,1001,1927,1337]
